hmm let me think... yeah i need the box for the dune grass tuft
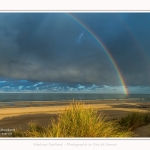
[118,111,150,130]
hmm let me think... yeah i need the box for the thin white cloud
[0,81,6,83]
[33,82,43,86]
[21,80,27,83]
[76,33,84,44]
[3,86,10,89]
[18,86,23,89]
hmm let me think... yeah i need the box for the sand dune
[0,100,150,137]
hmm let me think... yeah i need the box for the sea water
[0,93,150,102]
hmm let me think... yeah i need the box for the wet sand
[0,100,150,137]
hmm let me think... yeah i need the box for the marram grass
[118,111,150,130]
[12,102,133,137]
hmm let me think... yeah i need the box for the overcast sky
[0,13,150,93]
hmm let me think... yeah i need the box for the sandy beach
[0,100,150,137]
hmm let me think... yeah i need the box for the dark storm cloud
[0,13,150,86]
[74,13,150,86]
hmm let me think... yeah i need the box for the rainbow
[66,13,129,95]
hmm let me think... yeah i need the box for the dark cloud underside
[0,13,150,86]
